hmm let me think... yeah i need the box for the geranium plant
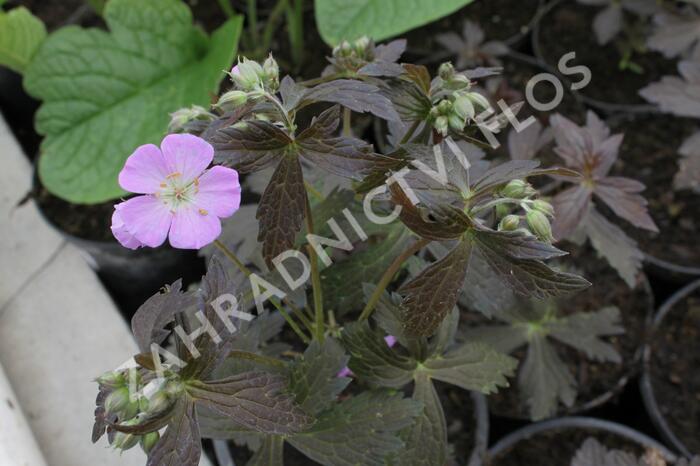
[91,41,596,466]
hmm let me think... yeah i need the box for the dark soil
[649,285,700,454]
[464,246,652,419]
[536,1,678,107]
[226,380,480,465]
[487,427,647,466]
[610,114,700,270]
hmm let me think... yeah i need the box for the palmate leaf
[246,436,284,466]
[186,371,314,435]
[570,437,653,466]
[314,0,474,45]
[287,390,422,466]
[289,338,351,415]
[548,306,624,363]
[675,131,700,192]
[300,80,400,121]
[24,0,242,203]
[147,398,201,466]
[211,120,293,173]
[640,60,700,118]
[519,335,576,421]
[0,6,46,73]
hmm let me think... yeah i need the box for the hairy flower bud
[216,90,248,109]
[145,390,173,415]
[96,371,126,389]
[167,105,211,133]
[527,210,554,243]
[434,116,449,136]
[532,199,555,217]
[140,432,160,454]
[501,179,531,199]
[438,62,455,81]
[448,113,465,132]
[467,91,491,111]
[354,36,371,53]
[112,431,139,451]
[105,387,131,415]
[437,99,452,115]
[230,58,264,91]
[453,95,475,121]
[499,214,521,231]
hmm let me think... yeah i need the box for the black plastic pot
[213,392,490,466]
[532,0,661,115]
[486,416,678,465]
[641,278,700,458]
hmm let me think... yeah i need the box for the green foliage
[0,5,46,73]
[314,0,474,45]
[24,0,242,203]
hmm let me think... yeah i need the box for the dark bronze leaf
[400,240,472,337]
[256,155,307,267]
[147,398,201,466]
[594,178,659,232]
[551,184,593,240]
[211,120,292,173]
[301,79,400,120]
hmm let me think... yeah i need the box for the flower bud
[263,55,279,81]
[168,105,211,133]
[354,36,371,53]
[467,91,492,111]
[527,210,554,243]
[438,62,455,81]
[453,95,475,121]
[499,215,521,231]
[217,90,248,109]
[445,74,471,90]
[96,371,126,389]
[105,387,131,415]
[230,58,263,91]
[532,199,554,217]
[145,391,172,415]
[448,113,465,132]
[434,116,449,136]
[338,40,353,56]
[437,99,452,115]
[501,179,531,199]
[140,432,160,454]
[112,431,139,451]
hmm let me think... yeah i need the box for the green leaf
[422,342,516,394]
[322,225,411,315]
[0,6,46,73]
[147,397,202,466]
[288,390,422,466]
[25,0,243,203]
[246,435,284,466]
[289,338,351,415]
[519,335,576,421]
[341,321,417,387]
[548,306,624,363]
[394,373,447,466]
[85,0,107,14]
[187,371,314,435]
[314,0,474,46]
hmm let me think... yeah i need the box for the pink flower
[111,134,241,250]
[337,335,397,378]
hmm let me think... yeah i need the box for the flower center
[156,173,199,211]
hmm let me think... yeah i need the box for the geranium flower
[111,134,241,250]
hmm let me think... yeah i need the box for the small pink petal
[118,144,170,194]
[337,367,353,378]
[194,166,242,218]
[160,134,214,183]
[110,209,145,249]
[384,335,397,348]
[168,205,222,249]
[116,196,172,248]
[231,64,240,75]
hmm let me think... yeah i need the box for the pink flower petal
[337,367,353,378]
[118,144,170,194]
[194,166,242,218]
[384,335,397,348]
[168,205,222,249]
[160,134,213,183]
[116,196,172,248]
[110,209,145,249]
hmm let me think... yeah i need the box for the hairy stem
[359,237,431,321]
[304,195,325,342]
[213,240,311,343]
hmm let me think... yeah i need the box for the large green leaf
[0,6,46,73]
[24,0,243,203]
[314,0,474,46]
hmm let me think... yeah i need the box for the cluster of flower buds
[227,55,280,96]
[430,63,491,136]
[331,36,375,71]
[167,105,215,133]
[496,179,555,243]
[96,370,181,454]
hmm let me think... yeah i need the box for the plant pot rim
[486,415,678,463]
[488,272,654,421]
[213,392,491,466]
[640,278,700,458]
[531,0,661,115]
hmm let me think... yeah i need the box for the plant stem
[359,237,431,321]
[216,0,235,17]
[400,120,420,145]
[343,107,352,137]
[470,197,527,216]
[263,92,295,131]
[303,180,324,202]
[304,195,325,342]
[227,350,287,368]
[246,0,259,43]
[213,240,310,343]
